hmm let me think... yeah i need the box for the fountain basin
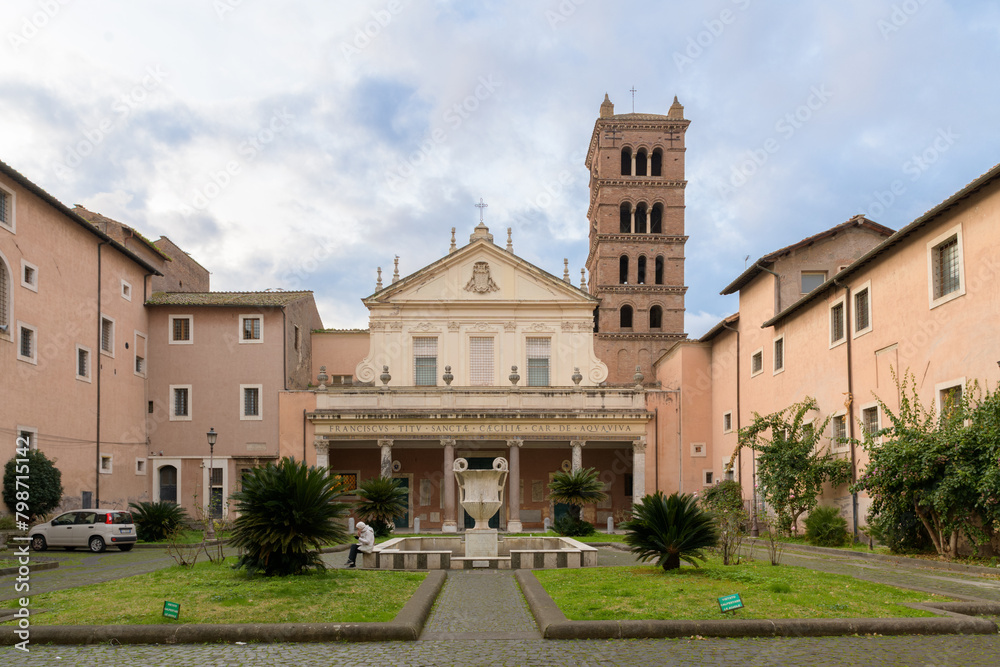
[364,535,598,570]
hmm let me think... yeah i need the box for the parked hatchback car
[30,509,137,553]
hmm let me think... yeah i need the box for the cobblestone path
[420,570,540,640]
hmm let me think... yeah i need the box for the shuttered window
[526,337,550,387]
[469,337,494,386]
[414,337,437,386]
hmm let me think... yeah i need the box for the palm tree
[128,500,188,542]
[230,457,349,576]
[354,476,409,537]
[548,467,608,522]
[623,491,719,571]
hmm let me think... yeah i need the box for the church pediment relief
[464,261,500,294]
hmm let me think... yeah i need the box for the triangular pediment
[364,237,595,307]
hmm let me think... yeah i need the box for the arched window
[651,148,663,176]
[635,203,647,234]
[635,148,648,176]
[619,255,629,284]
[650,203,663,234]
[620,147,632,176]
[655,256,664,285]
[650,305,663,329]
[619,202,631,233]
[637,256,646,285]
[620,305,633,328]
[159,465,178,503]
[0,253,10,335]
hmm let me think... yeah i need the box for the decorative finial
[380,365,391,388]
[317,365,329,390]
[600,93,614,118]
[449,227,457,253]
[563,259,570,283]
[392,256,400,283]
[376,267,383,291]
[509,365,520,387]
[668,95,684,119]
[634,365,645,388]
[506,227,513,252]
[580,268,586,290]
[572,367,583,387]
[443,365,453,386]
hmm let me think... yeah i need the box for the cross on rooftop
[629,86,637,112]
[475,198,488,223]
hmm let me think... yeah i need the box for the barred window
[830,302,845,344]
[0,259,8,332]
[241,316,261,341]
[773,337,784,372]
[862,407,879,436]
[526,337,550,387]
[171,316,191,342]
[750,350,763,376]
[77,347,90,379]
[469,337,494,386]
[101,317,114,353]
[19,325,34,360]
[854,287,870,332]
[933,235,960,299]
[414,337,437,386]
[0,189,9,226]
[831,414,847,448]
[173,387,189,417]
[244,387,260,417]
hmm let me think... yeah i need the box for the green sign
[718,593,743,613]
[162,601,180,620]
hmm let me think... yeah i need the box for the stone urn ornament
[453,457,508,531]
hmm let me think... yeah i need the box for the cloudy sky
[2,0,997,336]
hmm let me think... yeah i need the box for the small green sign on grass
[162,601,180,620]
[718,593,743,613]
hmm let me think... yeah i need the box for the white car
[30,509,137,553]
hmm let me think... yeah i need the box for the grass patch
[773,534,891,555]
[1,558,424,625]
[141,529,232,544]
[534,557,951,621]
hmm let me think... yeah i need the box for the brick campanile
[585,94,689,384]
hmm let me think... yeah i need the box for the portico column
[314,438,329,470]
[632,437,647,502]
[506,438,523,533]
[378,439,393,479]
[441,438,458,532]
[570,440,585,472]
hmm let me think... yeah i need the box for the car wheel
[31,535,47,551]
[118,544,134,552]
[89,536,106,553]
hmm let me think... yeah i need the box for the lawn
[141,529,232,544]
[533,558,951,621]
[2,559,425,625]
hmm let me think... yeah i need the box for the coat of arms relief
[464,261,500,294]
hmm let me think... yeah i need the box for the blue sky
[2,0,998,335]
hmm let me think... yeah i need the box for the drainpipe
[302,408,307,462]
[721,319,754,534]
[653,407,659,492]
[756,263,781,315]
[96,241,108,508]
[835,279,860,540]
[282,308,288,391]
[677,388,683,494]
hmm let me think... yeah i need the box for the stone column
[378,439,393,479]
[632,437,647,502]
[441,438,458,532]
[630,208,636,234]
[314,438,329,471]
[630,153,636,176]
[646,154,652,176]
[506,438,523,533]
[570,440,585,472]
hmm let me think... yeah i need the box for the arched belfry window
[619,202,631,233]
[650,305,663,329]
[635,203,647,234]
[619,255,629,284]
[651,148,663,177]
[620,305,633,328]
[637,256,646,285]
[655,256,664,285]
[650,203,663,234]
[620,147,632,176]
[635,148,648,176]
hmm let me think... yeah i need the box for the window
[240,314,262,343]
[750,348,763,376]
[620,147,632,176]
[294,325,301,351]
[134,332,146,377]
[100,315,114,356]
[100,455,112,474]
[801,271,826,294]
[121,279,132,301]
[831,414,847,450]
[169,315,193,344]
[135,458,146,475]
[619,203,631,233]
[634,203,647,234]
[620,305,633,328]
[723,412,733,433]
[170,385,191,421]
[936,378,966,419]
[76,345,91,382]
[830,299,845,346]
[469,336,494,386]
[413,337,437,386]
[649,305,662,329]
[0,255,9,336]
[331,471,360,495]
[0,185,14,232]
[651,149,663,177]
[861,406,880,438]
[928,226,965,308]
[654,255,664,284]
[619,255,629,284]
[526,337,551,387]
[703,470,714,486]
[773,336,784,373]
[853,282,871,336]
[635,148,647,176]
[21,259,38,292]
[691,442,706,457]
[637,255,646,284]
[650,203,663,234]
[17,321,36,364]
[17,428,36,450]
[241,384,262,420]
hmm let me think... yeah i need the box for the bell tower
[585,93,689,384]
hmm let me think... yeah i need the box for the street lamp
[206,427,217,541]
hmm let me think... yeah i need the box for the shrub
[622,492,719,571]
[865,509,934,554]
[554,515,596,537]
[129,501,188,542]
[701,480,745,517]
[804,505,850,547]
[548,468,608,522]
[354,477,408,537]
[4,449,63,523]
[230,457,349,576]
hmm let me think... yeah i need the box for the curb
[514,570,999,639]
[0,561,58,577]
[1,569,446,645]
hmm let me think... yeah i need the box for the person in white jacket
[346,521,375,568]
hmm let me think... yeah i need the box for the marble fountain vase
[453,457,508,558]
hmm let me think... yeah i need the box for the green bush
[129,501,188,542]
[701,480,745,516]
[554,515,596,537]
[548,468,608,523]
[230,458,349,576]
[4,449,63,523]
[622,492,719,571]
[865,510,934,554]
[804,505,849,547]
[354,477,408,537]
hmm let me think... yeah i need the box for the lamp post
[206,427,217,541]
